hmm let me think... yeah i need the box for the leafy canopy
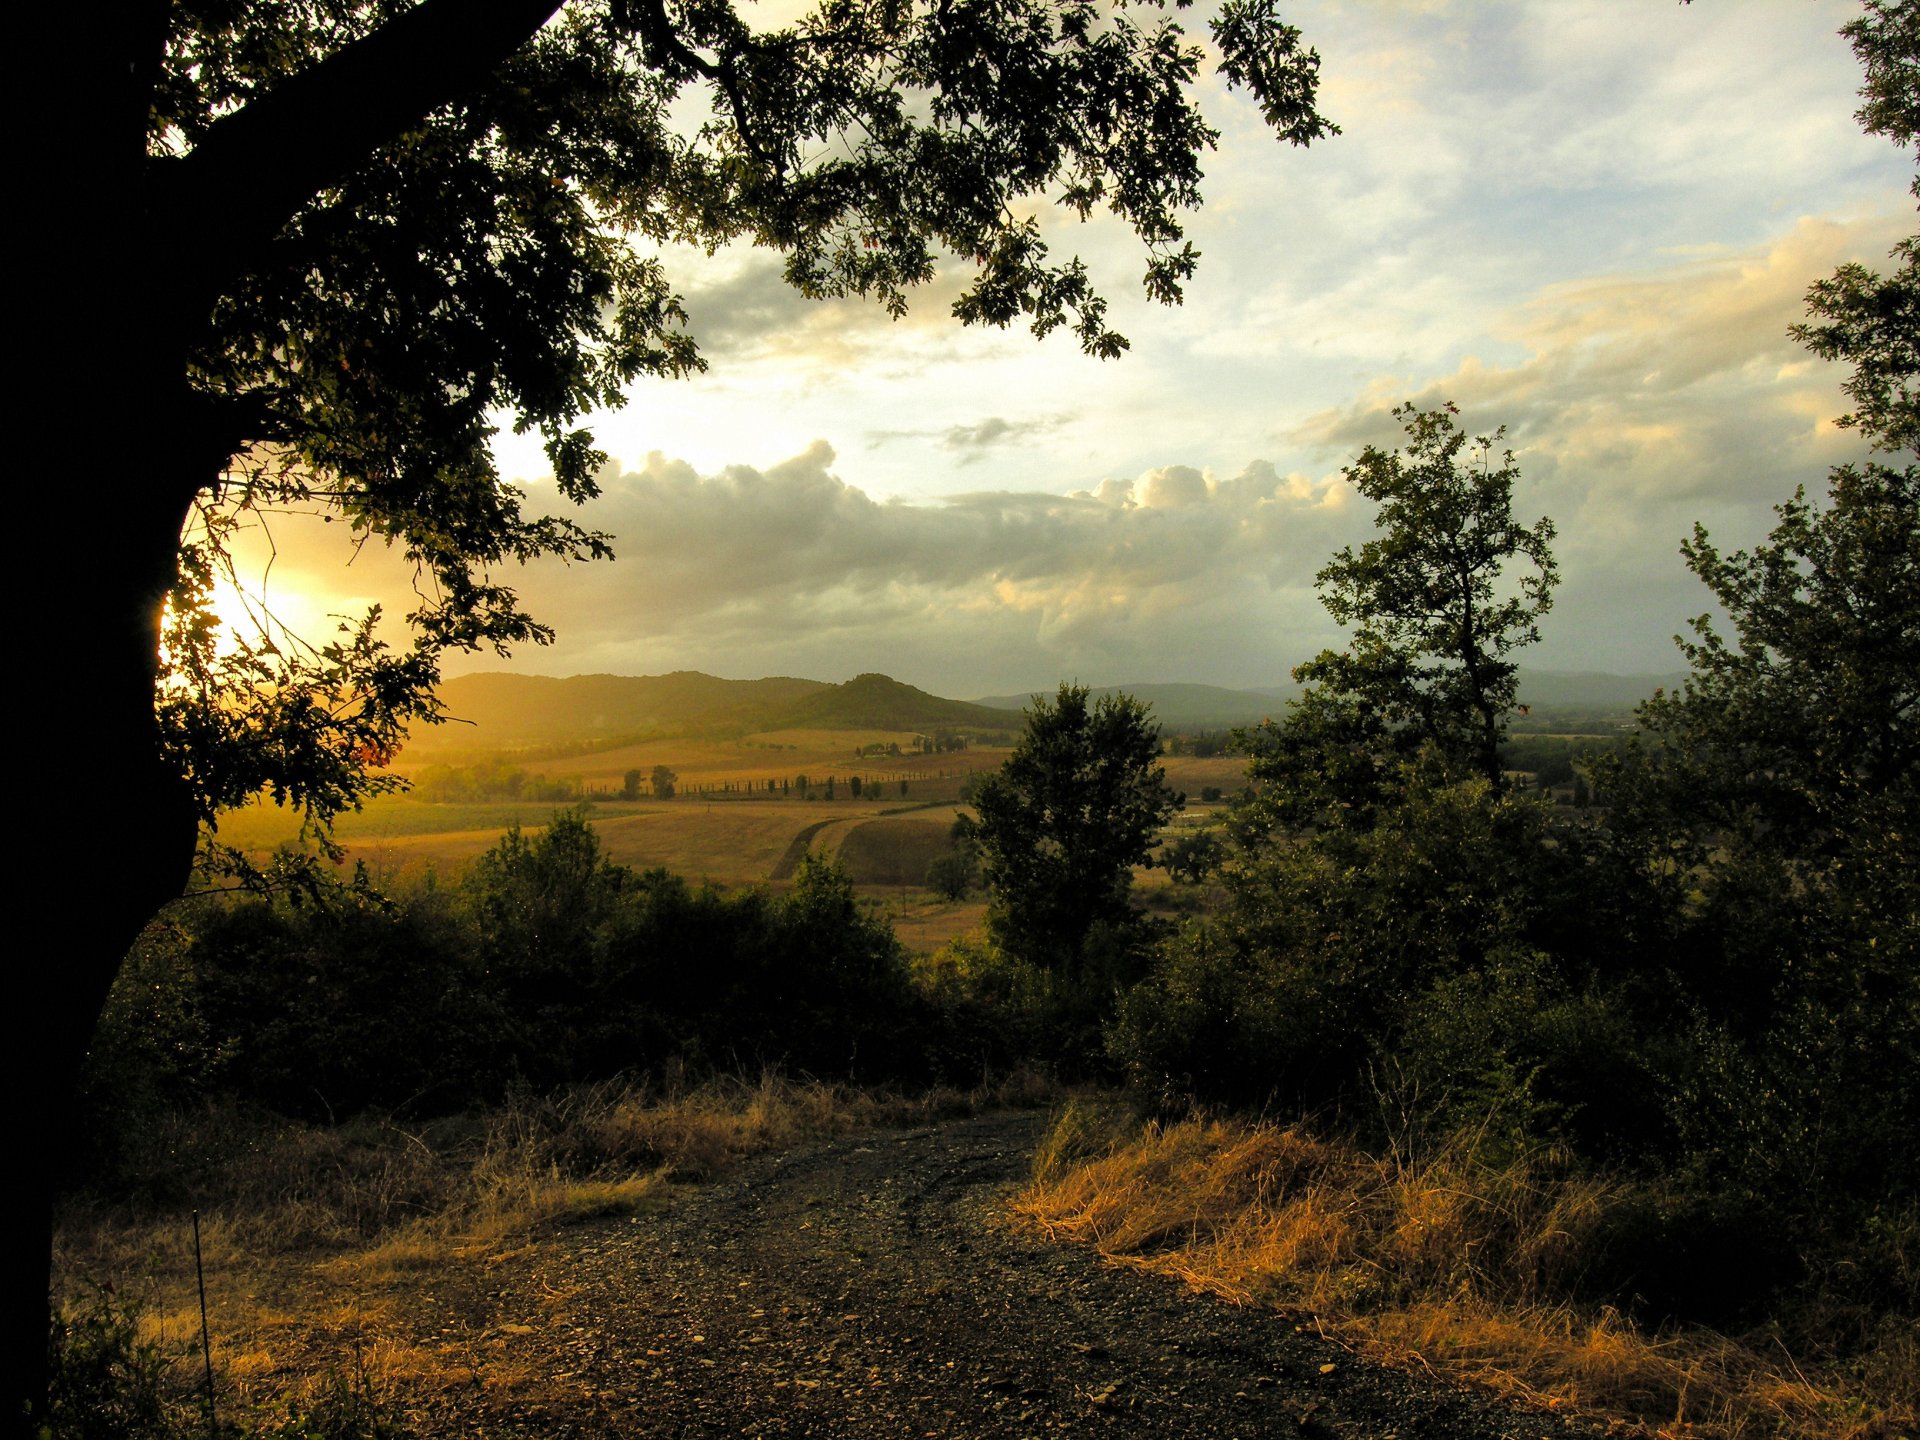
[1242,403,1556,840]
[973,684,1181,972]
[159,0,1337,875]
[1618,0,1917,889]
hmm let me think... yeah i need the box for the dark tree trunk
[12,1,565,1422]
[13,369,208,1423]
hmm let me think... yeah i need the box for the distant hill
[765,673,1022,733]
[411,666,1685,757]
[412,670,1021,755]
[417,671,830,752]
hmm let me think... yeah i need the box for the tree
[1614,0,1916,888]
[1161,828,1224,884]
[18,0,1337,1412]
[650,765,679,800]
[1596,4,1918,1209]
[1291,403,1558,794]
[925,814,982,900]
[622,768,643,801]
[972,685,1181,973]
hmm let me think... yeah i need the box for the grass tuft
[1014,1110,1915,1440]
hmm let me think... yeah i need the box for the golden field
[206,733,1244,950]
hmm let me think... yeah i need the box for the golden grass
[59,1071,1057,1290]
[57,1071,1057,1428]
[1014,1107,1915,1440]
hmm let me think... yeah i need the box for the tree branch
[622,0,778,173]
[153,0,565,318]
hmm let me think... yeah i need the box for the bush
[82,814,969,1138]
[1112,755,1673,1151]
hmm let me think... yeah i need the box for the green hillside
[415,671,831,753]
[408,670,1020,756]
[766,673,1021,733]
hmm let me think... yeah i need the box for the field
[207,737,1244,951]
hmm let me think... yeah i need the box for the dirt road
[426,1113,1586,1439]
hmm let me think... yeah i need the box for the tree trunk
[11,0,566,1419]
[12,364,207,1421]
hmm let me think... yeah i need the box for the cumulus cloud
[482,441,1361,691]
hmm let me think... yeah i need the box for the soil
[394,1112,1598,1440]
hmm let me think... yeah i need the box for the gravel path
[429,1113,1592,1439]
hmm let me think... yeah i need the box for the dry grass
[56,1071,1057,1427]
[1014,1106,1915,1440]
[60,1072,1049,1281]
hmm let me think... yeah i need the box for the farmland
[208,724,1244,952]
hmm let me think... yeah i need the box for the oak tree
[18,0,1333,1413]
[1297,403,1557,794]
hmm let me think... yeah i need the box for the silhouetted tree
[14,0,1336,1412]
[1294,404,1557,794]
[974,685,1180,974]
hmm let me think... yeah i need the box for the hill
[411,670,1021,756]
[416,671,831,753]
[765,673,1020,733]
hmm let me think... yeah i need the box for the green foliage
[973,684,1181,974]
[1159,829,1223,884]
[45,1286,180,1440]
[925,815,981,900]
[411,759,576,804]
[650,765,677,799]
[86,813,949,1124]
[180,889,497,1118]
[1592,7,1919,1211]
[1292,403,1557,792]
[45,1286,413,1440]
[1115,757,1663,1149]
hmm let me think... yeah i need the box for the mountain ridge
[414,669,1021,755]
[413,667,1684,757]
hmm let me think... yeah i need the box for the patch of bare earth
[343,1113,1589,1439]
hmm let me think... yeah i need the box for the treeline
[84,817,1022,1152]
[411,758,581,803]
[672,773,945,800]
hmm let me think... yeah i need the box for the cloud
[1294,211,1906,533]
[477,441,1363,692]
[866,413,1072,465]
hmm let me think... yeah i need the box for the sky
[231,0,1915,700]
